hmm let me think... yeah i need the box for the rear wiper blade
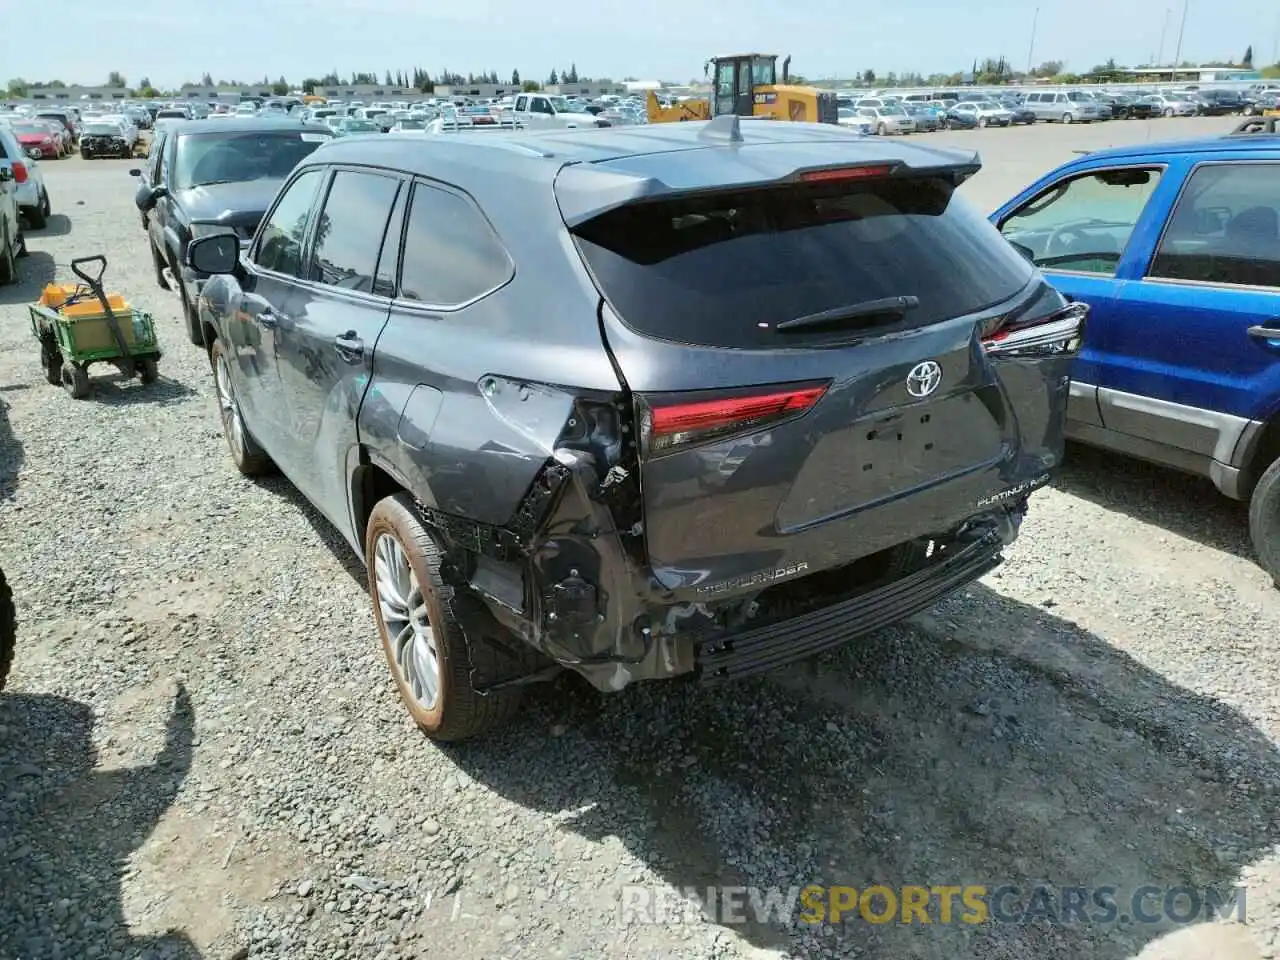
[775,295,920,332]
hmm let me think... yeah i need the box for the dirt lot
[2,116,1279,960]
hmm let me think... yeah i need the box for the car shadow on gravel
[0,251,56,306]
[0,685,200,959]
[251,474,367,586]
[89,374,200,407]
[29,213,72,238]
[446,584,1280,960]
[0,393,21,503]
[1054,442,1253,561]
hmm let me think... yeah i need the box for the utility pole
[1026,7,1040,74]
[1173,0,1189,68]
[1157,8,1171,65]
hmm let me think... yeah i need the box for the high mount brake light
[639,383,829,457]
[982,301,1088,357]
[799,165,895,183]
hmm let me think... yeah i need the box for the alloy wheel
[373,533,440,709]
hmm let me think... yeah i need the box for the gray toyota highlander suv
[187,116,1086,740]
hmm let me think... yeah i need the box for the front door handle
[258,308,279,329]
[334,331,364,362]
[1247,324,1280,342]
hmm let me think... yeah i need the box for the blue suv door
[1099,156,1280,455]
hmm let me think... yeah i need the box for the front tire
[1165,108,1175,118]
[61,363,90,399]
[0,227,16,286]
[210,339,274,476]
[1062,112,1074,124]
[25,191,48,230]
[1249,457,1280,588]
[366,494,524,741]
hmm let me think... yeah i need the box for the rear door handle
[1247,324,1280,341]
[334,331,364,362]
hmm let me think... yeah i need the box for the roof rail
[699,113,743,145]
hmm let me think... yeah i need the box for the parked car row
[0,121,53,283]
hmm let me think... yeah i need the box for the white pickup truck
[509,93,610,130]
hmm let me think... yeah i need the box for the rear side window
[1150,162,1280,288]
[307,170,401,292]
[398,183,512,306]
[572,176,1035,349]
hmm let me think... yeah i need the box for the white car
[0,122,51,229]
[836,107,874,134]
[950,101,1014,127]
[857,106,914,135]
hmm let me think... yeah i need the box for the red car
[8,121,62,159]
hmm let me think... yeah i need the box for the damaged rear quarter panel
[354,181,622,526]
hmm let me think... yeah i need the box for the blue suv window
[1150,162,1280,288]
[999,166,1163,275]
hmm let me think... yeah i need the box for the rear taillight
[11,162,27,184]
[982,301,1087,358]
[638,382,829,457]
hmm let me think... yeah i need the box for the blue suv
[991,130,1280,583]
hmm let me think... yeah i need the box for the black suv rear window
[572,176,1035,348]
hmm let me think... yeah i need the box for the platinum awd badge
[976,473,1051,507]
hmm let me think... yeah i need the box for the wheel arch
[350,454,409,562]
[1239,416,1280,500]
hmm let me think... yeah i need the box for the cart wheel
[61,363,90,400]
[40,340,62,386]
[138,357,159,384]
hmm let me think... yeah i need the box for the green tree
[301,77,320,94]
[107,70,127,88]
[548,68,559,85]
[1244,45,1254,67]
[5,78,28,98]
[1032,60,1063,77]
[271,75,289,96]
[861,68,876,84]
[522,80,542,92]
[511,68,521,85]
[565,62,579,83]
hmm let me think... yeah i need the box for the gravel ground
[2,117,1280,960]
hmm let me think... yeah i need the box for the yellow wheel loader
[646,54,838,125]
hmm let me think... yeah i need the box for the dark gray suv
[187,117,1086,740]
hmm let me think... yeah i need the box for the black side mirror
[128,167,142,177]
[140,185,168,211]
[186,233,239,275]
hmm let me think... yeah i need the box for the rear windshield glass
[572,176,1035,348]
[173,130,330,188]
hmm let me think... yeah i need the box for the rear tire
[0,565,14,692]
[978,116,988,128]
[151,242,170,291]
[366,493,524,741]
[41,339,62,385]
[1165,108,1175,118]
[61,363,90,399]
[0,227,16,286]
[877,123,887,136]
[1062,112,1073,124]
[1249,456,1280,588]
[25,192,47,230]
[138,357,159,384]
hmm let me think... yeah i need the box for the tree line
[6,47,1278,100]
[4,62,613,99]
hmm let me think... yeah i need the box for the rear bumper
[696,530,1003,681]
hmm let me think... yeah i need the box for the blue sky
[11,0,1274,88]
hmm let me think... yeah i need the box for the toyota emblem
[905,360,942,398]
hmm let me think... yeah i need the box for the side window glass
[254,169,325,277]
[1150,163,1280,287]
[307,170,401,292]
[999,167,1163,275]
[515,96,527,111]
[398,182,513,306]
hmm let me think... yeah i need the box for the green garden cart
[29,255,162,399]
